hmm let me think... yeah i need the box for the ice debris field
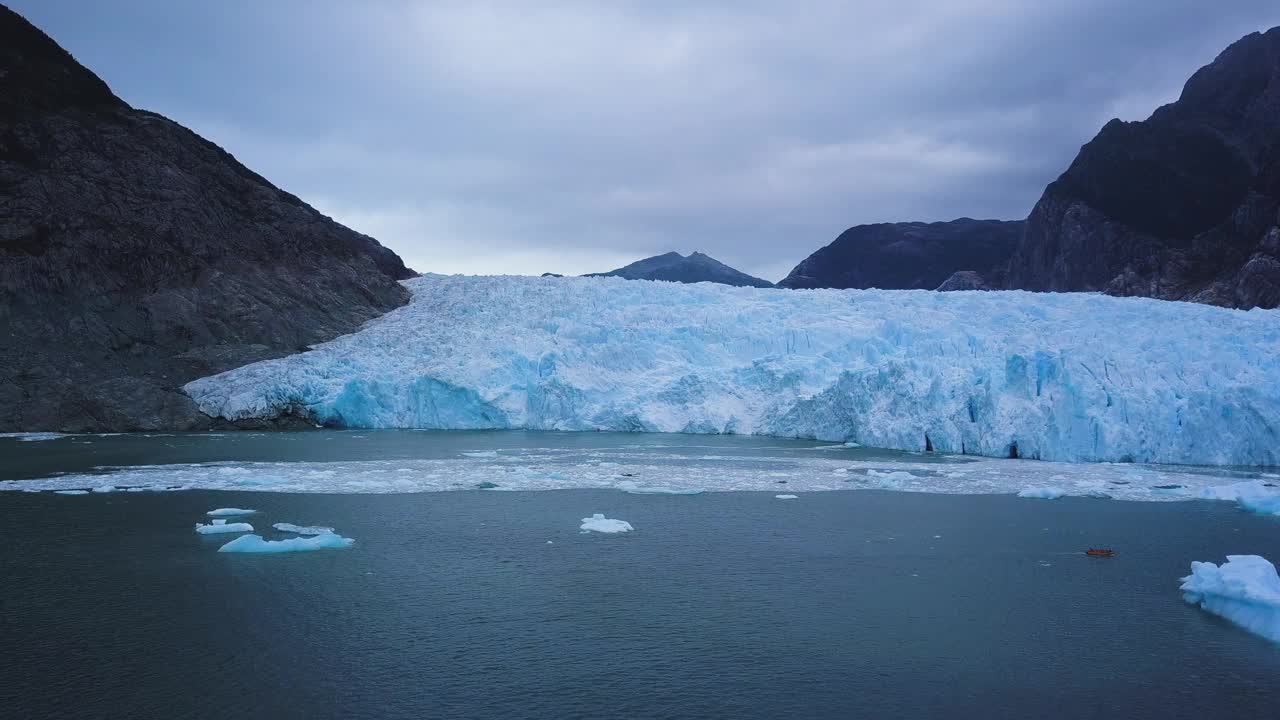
[7,442,1280,513]
[184,275,1280,466]
[190,507,355,554]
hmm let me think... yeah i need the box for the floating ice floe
[195,522,254,535]
[462,451,497,458]
[1196,481,1280,516]
[619,484,703,495]
[0,432,69,442]
[1182,555,1280,643]
[91,485,116,493]
[9,449,1276,503]
[183,274,1280,465]
[272,523,335,535]
[218,532,355,553]
[53,489,89,495]
[776,494,799,499]
[207,508,257,517]
[1018,487,1066,499]
[868,470,915,490]
[580,513,633,533]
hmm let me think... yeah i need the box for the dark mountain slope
[1006,26,1280,308]
[586,251,774,288]
[778,218,1022,290]
[0,4,413,431]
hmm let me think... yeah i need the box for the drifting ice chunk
[1182,555,1280,642]
[54,489,89,495]
[1018,487,1066,499]
[0,432,68,442]
[218,532,355,553]
[870,470,915,490]
[273,523,336,535]
[183,275,1280,465]
[580,513,633,533]
[775,494,798,499]
[91,485,116,493]
[622,486,703,495]
[1197,481,1280,516]
[462,451,497,458]
[207,508,257,517]
[195,522,254,535]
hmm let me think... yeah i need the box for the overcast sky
[14,1,1279,280]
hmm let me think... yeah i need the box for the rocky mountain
[0,5,413,432]
[1005,26,1280,309]
[586,251,774,288]
[777,219,1022,290]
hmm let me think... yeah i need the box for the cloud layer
[15,0,1279,279]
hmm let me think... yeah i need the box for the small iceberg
[91,485,116,493]
[54,489,89,495]
[868,470,915,490]
[218,532,355,554]
[272,523,335,536]
[775,494,799,499]
[195,521,254,535]
[207,507,257,517]
[622,486,703,495]
[1198,481,1280,516]
[580,513,633,534]
[1181,555,1280,642]
[1018,487,1066,499]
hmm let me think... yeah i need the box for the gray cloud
[14,0,1279,279]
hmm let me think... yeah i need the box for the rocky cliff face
[586,251,774,288]
[777,218,1022,290]
[1006,27,1280,309]
[0,5,413,431]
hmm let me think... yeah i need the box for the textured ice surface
[195,522,253,535]
[0,432,69,442]
[207,508,256,517]
[273,523,336,535]
[218,532,355,553]
[1196,481,1280,516]
[7,444,1274,503]
[184,275,1280,465]
[1182,555,1280,642]
[580,514,633,533]
[1018,487,1066,499]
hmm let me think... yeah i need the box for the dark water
[2,488,1279,719]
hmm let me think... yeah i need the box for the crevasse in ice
[184,275,1280,465]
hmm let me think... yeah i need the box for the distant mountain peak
[585,251,773,288]
[778,218,1023,290]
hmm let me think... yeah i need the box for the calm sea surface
[1,432,1277,719]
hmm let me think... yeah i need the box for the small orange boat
[1085,548,1115,557]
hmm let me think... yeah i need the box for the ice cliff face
[185,275,1280,466]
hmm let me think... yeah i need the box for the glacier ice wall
[184,275,1280,465]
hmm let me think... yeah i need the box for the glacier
[1181,555,1280,643]
[175,274,1275,465]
